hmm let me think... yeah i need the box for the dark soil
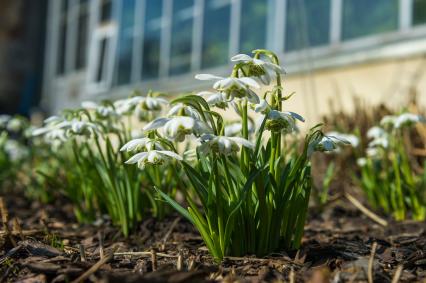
[0,191,425,283]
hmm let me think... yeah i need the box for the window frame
[86,0,118,94]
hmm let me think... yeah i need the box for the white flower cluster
[122,53,306,168]
[357,112,425,164]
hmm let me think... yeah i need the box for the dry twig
[368,242,378,283]
[391,265,403,283]
[345,193,388,227]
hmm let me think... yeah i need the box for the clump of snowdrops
[357,113,426,221]
[0,115,31,188]
[32,91,181,236]
[123,50,344,260]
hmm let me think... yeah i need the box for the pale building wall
[281,54,426,127]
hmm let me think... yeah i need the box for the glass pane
[96,38,108,83]
[57,0,68,75]
[239,0,268,54]
[75,0,89,70]
[413,0,426,26]
[170,0,194,76]
[285,0,330,52]
[201,0,231,69]
[100,0,112,22]
[342,0,398,40]
[116,0,136,85]
[142,0,163,80]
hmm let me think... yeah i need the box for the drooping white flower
[357,158,368,167]
[265,110,304,133]
[368,136,389,149]
[0,115,11,127]
[125,150,182,169]
[394,113,425,128]
[4,139,28,162]
[195,74,260,104]
[132,96,169,112]
[367,126,387,140]
[380,115,397,127]
[197,91,229,109]
[56,119,100,137]
[308,135,350,156]
[197,134,254,156]
[144,116,212,142]
[325,131,359,147]
[6,118,24,132]
[167,103,201,120]
[81,101,118,118]
[120,137,162,152]
[252,99,271,114]
[366,126,389,149]
[230,54,285,85]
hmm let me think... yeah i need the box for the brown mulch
[0,192,425,283]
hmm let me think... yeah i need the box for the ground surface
[0,191,425,283]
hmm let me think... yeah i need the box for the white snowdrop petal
[195,74,223,81]
[125,152,148,164]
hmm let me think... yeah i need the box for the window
[239,0,268,54]
[285,0,330,52]
[87,24,118,91]
[100,0,113,22]
[342,0,398,40]
[201,0,231,69]
[142,0,163,80]
[413,0,426,26]
[170,0,194,76]
[57,0,68,75]
[75,0,89,70]
[116,0,136,85]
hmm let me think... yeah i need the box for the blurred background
[1,0,426,125]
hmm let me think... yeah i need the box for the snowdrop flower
[366,147,381,158]
[325,131,359,147]
[0,115,10,127]
[394,113,425,128]
[195,74,260,104]
[4,140,28,162]
[6,118,24,132]
[144,116,212,142]
[265,110,304,133]
[133,96,168,112]
[167,103,201,120]
[120,137,162,152]
[368,136,389,149]
[231,54,285,85]
[197,91,229,109]
[357,158,368,167]
[367,126,389,148]
[57,119,100,137]
[367,126,387,140]
[125,150,182,169]
[380,115,397,128]
[252,99,271,114]
[309,135,350,156]
[198,134,254,156]
[113,98,135,115]
[81,101,118,119]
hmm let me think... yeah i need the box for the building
[42,0,426,125]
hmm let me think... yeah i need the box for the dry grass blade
[114,251,178,258]
[368,242,377,283]
[71,249,115,283]
[391,265,403,283]
[345,193,388,227]
[161,217,180,250]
